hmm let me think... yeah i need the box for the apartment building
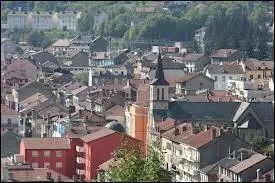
[55,11,81,31]
[7,11,31,29]
[20,137,71,177]
[159,122,251,182]
[31,11,54,30]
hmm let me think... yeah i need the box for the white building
[55,11,81,31]
[1,104,20,134]
[194,27,206,53]
[205,63,245,90]
[31,11,54,30]
[7,11,31,29]
[269,76,274,91]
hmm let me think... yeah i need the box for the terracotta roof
[162,123,193,142]
[98,158,115,171]
[8,168,73,182]
[206,64,244,74]
[182,127,221,149]
[105,105,125,116]
[51,39,70,47]
[1,104,20,115]
[71,86,88,95]
[129,78,150,89]
[229,153,267,173]
[182,53,205,62]
[211,49,239,58]
[5,59,37,80]
[22,137,71,150]
[243,59,274,71]
[156,118,175,131]
[80,127,116,143]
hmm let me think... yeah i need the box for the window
[166,142,172,150]
[162,88,164,100]
[7,118,11,125]
[222,76,225,81]
[157,88,160,100]
[199,82,203,87]
[258,75,261,79]
[250,75,253,79]
[44,162,50,168]
[44,151,51,158]
[32,151,39,158]
[56,151,62,158]
[215,76,218,81]
[56,162,62,168]
[32,162,39,168]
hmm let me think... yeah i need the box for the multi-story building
[205,63,245,90]
[194,27,206,53]
[31,11,54,30]
[1,104,20,134]
[159,123,251,182]
[210,49,245,65]
[217,148,274,182]
[181,53,210,73]
[20,137,71,177]
[55,11,81,31]
[7,11,31,29]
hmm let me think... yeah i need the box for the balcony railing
[76,168,85,175]
[76,145,84,152]
[181,165,199,176]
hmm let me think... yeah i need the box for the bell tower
[149,52,169,110]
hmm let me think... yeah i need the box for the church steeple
[150,52,169,86]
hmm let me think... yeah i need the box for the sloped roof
[168,101,240,122]
[22,137,71,149]
[182,53,206,62]
[5,59,37,80]
[211,49,239,58]
[51,39,70,47]
[206,64,244,74]
[1,130,22,158]
[1,104,20,115]
[80,127,116,143]
[18,81,54,102]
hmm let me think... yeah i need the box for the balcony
[76,157,85,164]
[76,168,85,175]
[76,145,84,152]
[181,165,199,176]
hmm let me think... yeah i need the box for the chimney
[47,172,52,180]
[228,147,231,155]
[257,169,261,181]
[233,151,236,159]
[182,126,187,132]
[212,128,217,139]
[174,126,179,136]
[79,109,82,118]
[240,151,243,161]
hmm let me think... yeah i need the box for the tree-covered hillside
[1,1,274,59]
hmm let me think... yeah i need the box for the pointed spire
[150,51,169,86]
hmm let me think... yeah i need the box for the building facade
[31,12,54,30]
[55,11,81,31]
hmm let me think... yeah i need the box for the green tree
[27,31,43,47]
[250,136,269,153]
[73,72,89,85]
[77,8,94,34]
[105,139,172,182]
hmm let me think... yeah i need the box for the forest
[1,1,274,59]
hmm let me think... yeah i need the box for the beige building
[159,123,251,182]
[31,11,54,30]
[7,11,31,29]
[54,11,81,31]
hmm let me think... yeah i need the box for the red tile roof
[22,137,71,150]
[243,59,274,71]
[80,127,116,143]
[6,59,37,80]
[105,105,125,116]
[182,127,221,149]
[1,104,20,115]
[8,168,73,182]
[211,49,239,58]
